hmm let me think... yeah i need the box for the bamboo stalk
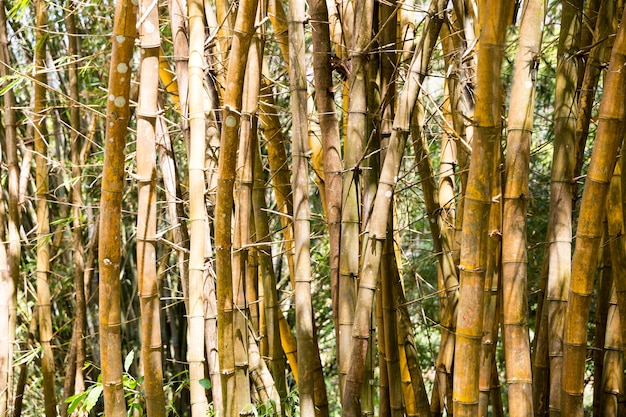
[214,0,257,412]
[187,0,210,414]
[341,3,446,416]
[288,0,315,413]
[561,6,626,413]
[501,0,545,414]
[545,2,583,414]
[136,1,166,414]
[33,1,57,415]
[0,1,20,414]
[98,0,137,415]
[453,2,514,416]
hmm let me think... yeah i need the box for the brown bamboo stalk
[490,358,504,417]
[187,0,210,414]
[136,1,166,415]
[392,254,432,417]
[574,0,616,198]
[230,10,266,409]
[381,230,404,417]
[309,0,343,362]
[478,200,501,417]
[0,1,19,414]
[561,7,626,414]
[214,0,257,412]
[430,24,464,416]
[341,3,446,416]
[376,274,392,417]
[98,0,137,415]
[288,0,314,412]
[452,2,514,416]
[169,0,190,144]
[411,98,458,417]
[592,234,611,417]
[575,0,601,101]
[532,252,550,417]
[545,2,583,414]
[268,0,289,66]
[501,0,545,415]
[338,0,376,388]
[0,194,9,417]
[60,5,88,414]
[252,145,287,407]
[606,151,626,366]
[258,78,295,286]
[248,328,282,413]
[33,1,57,415]
[599,284,622,417]
[12,310,37,417]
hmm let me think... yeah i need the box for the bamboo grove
[4,0,626,415]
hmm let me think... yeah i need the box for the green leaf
[65,391,88,415]
[123,373,137,390]
[82,384,103,413]
[128,401,143,417]
[199,378,212,390]
[124,350,134,372]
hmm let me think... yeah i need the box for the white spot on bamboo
[385,190,392,198]
[116,35,125,43]
[524,80,533,89]
[225,115,237,127]
[117,63,129,73]
[109,94,115,101]
[145,21,155,34]
[114,96,126,107]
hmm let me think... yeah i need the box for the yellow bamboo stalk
[501,0,545,415]
[453,2,514,416]
[561,6,626,413]
[599,284,622,416]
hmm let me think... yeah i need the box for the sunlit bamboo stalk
[453,2,514,416]
[187,0,210,414]
[136,1,166,415]
[561,6,626,413]
[98,0,137,415]
[288,0,323,413]
[342,3,446,416]
[501,0,545,414]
